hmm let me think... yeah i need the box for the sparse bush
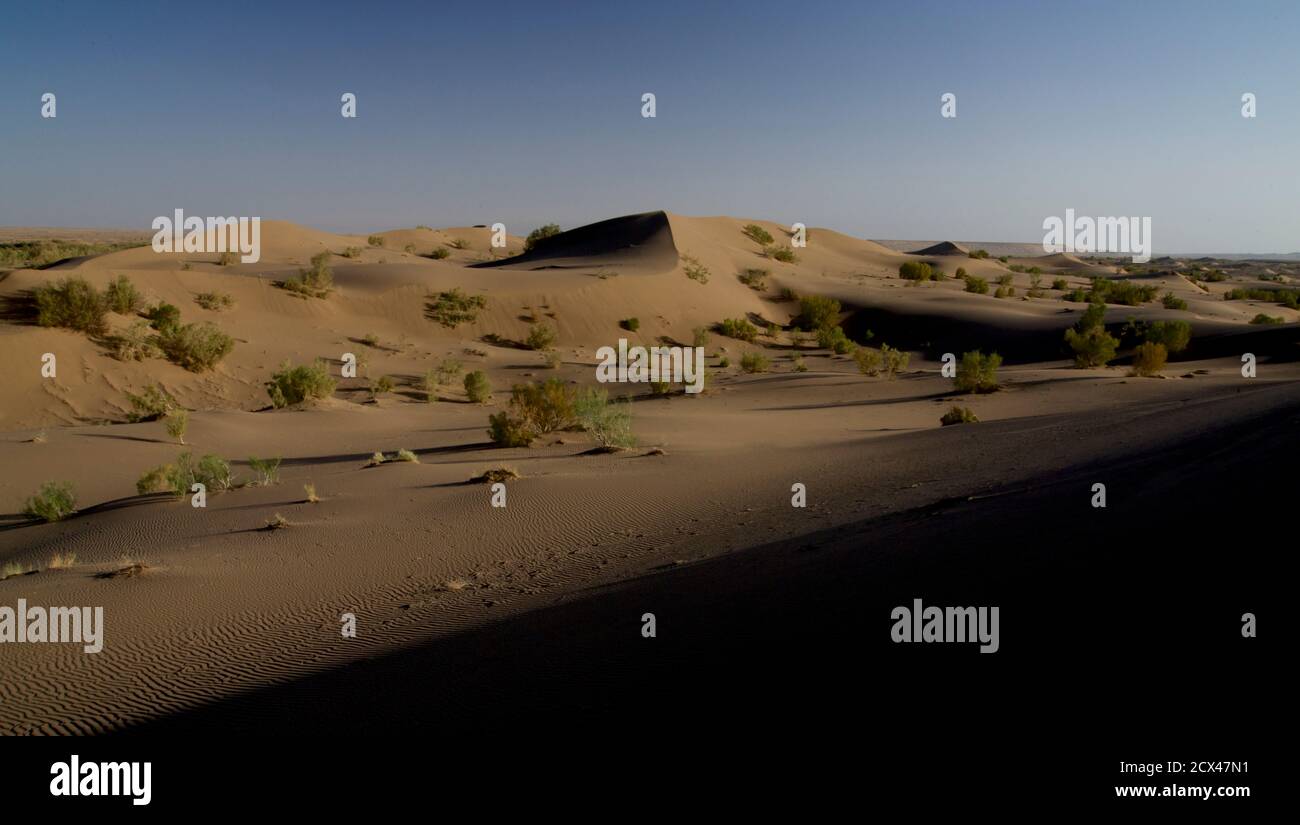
[449,238,469,250]
[368,234,384,247]
[620,318,640,332]
[109,321,161,361]
[968,249,990,259]
[464,370,491,403]
[717,356,730,368]
[1250,313,1284,325]
[1076,301,1107,332]
[880,344,909,377]
[526,323,557,350]
[575,387,636,449]
[1130,342,1167,376]
[143,452,232,498]
[281,252,334,298]
[267,360,337,407]
[304,483,319,503]
[994,286,1012,299]
[768,245,798,263]
[1162,293,1188,311]
[997,273,1014,287]
[1145,320,1191,353]
[853,346,881,376]
[489,379,575,446]
[954,351,1002,393]
[792,355,808,372]
[524,223,561,252]
[1053,278,1069,291]
[105,275,144,314]
[472,466,519,484]
[1224,287,1300,308]
[738,269,768,289]
[23,481,76,522]
[217,251,239,266]
[796,295,841,331]
[368,451,386,466]
[742,224,774,245]
[164,409,188,444]
[126,384,177,422]
[817,325,853,354]
[426,247,451,260]
[940,406,979,426]
[369,374,395,397]
[683,255,710,283]
[145,302,181,332]
[544,350,562,369]
[157,322,234,372]
[248,456,282,485]
[964,276,989,294]
[719,317,758,342]
[395,448,419,463]
[778,286,799,302]
[955,266,968,279]
[740,351,770,373]
[1065,326,1119,367]
[34,277,107,334]
[1062,288,1088,302]
[1090,278,1158,306]
[692,326,710,347]
[404,243,417,254]
[427,288,487,327]
[342,246,362,258]
[899,261,933,281]
[195,291,233,311]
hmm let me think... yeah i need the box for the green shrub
[738,269,768,289]
[1250,313,1284,325]
[968,249,990,259]
[526,323,557,350]
[105,275,144,314]
[426,247,451,260]
[464,370,491,403]
[1062,288,1088,302]
[1224,287,1300,309]
[164,409,188,444]
[195,291,233,311]
[1145,320,1191,353]
[997,273,1014,286]
[395,448,419,463]
[1052,278,1069,291]
[964,277,989,294]
[1065,326,1119,367]
[449,238,469,250]
[267,360,336,407]
[145,302,181,332]
[248,456,282,485]
[954,351,1002,393]
[792,355,808,372]
[281,252,334,298]
[994,286,1013,299]
[817,325,853,354]
[427,288,487,327]
[370,374,395,397]
[488,411,533,447]
[880,344,909,377]
[488,379,575,446]
[1090,278,1158,306]
[940,406,979,426]
[796,295,841,330]
[740,351,770,373]
[1076,301,1107,332]
[683,255,710,283]
[23,481,76,522]
[524,223,561,252]
[141,452,232,498]
[126,384,177,422]
[853,346,881,376]
[742,224,774,245]
[692,326,710,347]
[778,286,799,302]
[1162,293,1187,311]
[768,245,798,263]
[899,261,932,281]
[719,317,758,342]
[342,246,362,258]
[368,234,384,247]
[157,322,234,372]
[1130,342,1167,377]
[620,317,640,332]
[955,267,968,279]
[34,277,107,334]
[109,321,161,362]
[574,387,636,449]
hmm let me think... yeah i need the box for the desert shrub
[964,277,989,294]
[853,346,881,376]
[281,252,334,298]
[105,275,144,314]
[342,246,362,258]
[1090,278,1158,306]
[1145,320,1191,353]
[426,247,451,260]
[1062,288,1088,302]
[620,318,640,332]
[997,273,1014,287]
[796,295,841,331]
[955,266,968,279]
[719,317,758,342]
[768,245,798,263]
[683,255,710,283]
[968,249,990,259]
[427,288,487,327]
[742,224,774,245]
[940,406,979,426]
[489,379,575,445]
[817,325,853,354]
[144,452,232,497]
[1130,342,1167,376]
[304,483,319,503]
[109,321,160,361]
[23,481,76,522]
[464,370,491,403]
[792,355,808,372]
[164,409,188,444]
[880,344,909,377]
[34,277,107,334]
[217,251,239,266]
[126,384,177,422]
[1053,278,1069,291]
[526,323,557,350]
[195,291,233,311]
[717,356,730,368]
[449,238,469,250]
[1224,287,1300,308]
[740,351,770,373]
[359,333,379,348]
[691,327,710,347]
[157,322,234,371]
[144,302,181,332]
[955,351,1002,393]
[1065,326,1119,367]
[1250,313,1284,325]
[367,451,386,466]
[404,243,417,254]
[899,261,932,281]
[1076,301,1107,332]
[994,286,1012,299]
[267,360,336,407]
[248,456,282,485]
[367,234,384,247]
[369,374,395,397]
[524,223,561,252]
[649,380,672,395]
[738,268,768,289]
[394,448,419,463]
[1162,293,1187,310]
[778,286,799,302]
[574,387,636,449]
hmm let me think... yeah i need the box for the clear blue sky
[1,0,1297,253]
